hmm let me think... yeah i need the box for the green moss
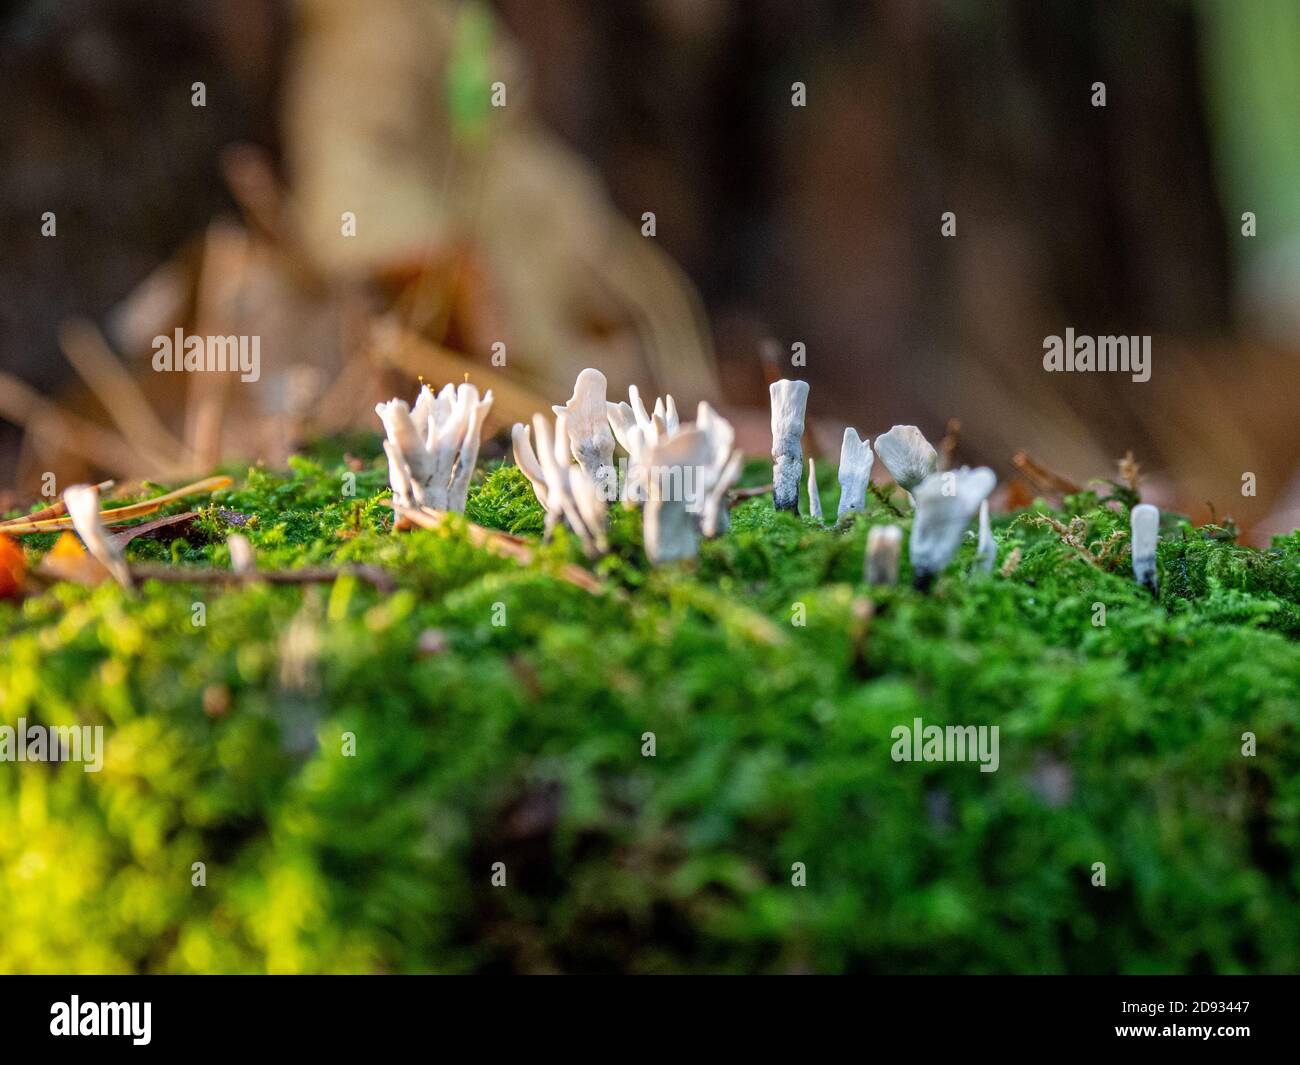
[2,440,1299,973]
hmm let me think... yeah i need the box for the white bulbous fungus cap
[976,500,996,573]
[874,425,938,494]
[807,458,824,521]
[1130,503,1159,595]
[836,427,874,519]
[64,483,133,588]
[376,382,493,513]
[769,379,809,512]
[553,368,616,500]
[908,466,997,589]
[866,524,903,586]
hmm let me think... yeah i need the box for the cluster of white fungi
[373,370,1160,593]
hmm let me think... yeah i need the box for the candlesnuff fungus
[808,458,824,521]
[866,524,903,586]
[607,384,680,504]
[976,500,996,573]
[644,427,711,563]
[553,368,617,502]
[694,401,743,537]
[769,379,810,512]
[228,533,256,576]
[376,382,493,512]
[909,466,997,590]
[837,427,874,519]
[874,425,938,495]
[64,483,132,589]
[1130,503,1159,595]
[513,413,608,556]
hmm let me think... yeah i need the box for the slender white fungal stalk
[701,450,743,539]
[874,425,938,495]
[909,466,997,590]
[644,428,713,563]
[228,533,256,576]
[1130,503,1159,595]
[517,412,607,556]
[770,379,809,512]
[382,440,413,509]
[376,382,493,512]
[836,427,874,519]
[553,368,616,501]
[608,384,681,503]
[976,500,996,573]
[807,458,824,521]
[866,524,903,586]
[693,401,742,537]
[63,483,132,588]
[511,422,549,509]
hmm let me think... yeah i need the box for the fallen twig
[2,476,232,535]
[1011,451,1082,497]
[727,483,773,507]
[128,563,397,594]
[394,504,606,595]
[0,480,115,527]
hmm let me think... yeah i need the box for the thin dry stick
[938,418,962,471]
[128,562,396,594]
[369,322,551,429]
[394,504,606,595]
[0,480,114,527]
[0,371,149,475]
[1012,451,1082,497]
[59,318,196,474]
[2,476,232,535]
[728,483,773,505]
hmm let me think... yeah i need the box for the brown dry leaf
[106,511,200,551]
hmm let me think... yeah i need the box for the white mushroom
[644,428,714,563]
[63,483,132,589]
[608,384,680,503]
[376,381,493,512]
[874,425,938,495]
[554,368,616,501]
[515,412,607,556]
[228,533,256,576]
[975,500,996,573]
[693,401,742,537]
[807,458,824,521]
[511,422,549,509]
[1130,503,1159,595]
[836,427,874,519]
[769,379,809,512]
[909,466,997,590]
[866,524,903,586]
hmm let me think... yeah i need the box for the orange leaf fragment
[0,533,26,600]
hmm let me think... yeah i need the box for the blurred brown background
[2,0,1298,539]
